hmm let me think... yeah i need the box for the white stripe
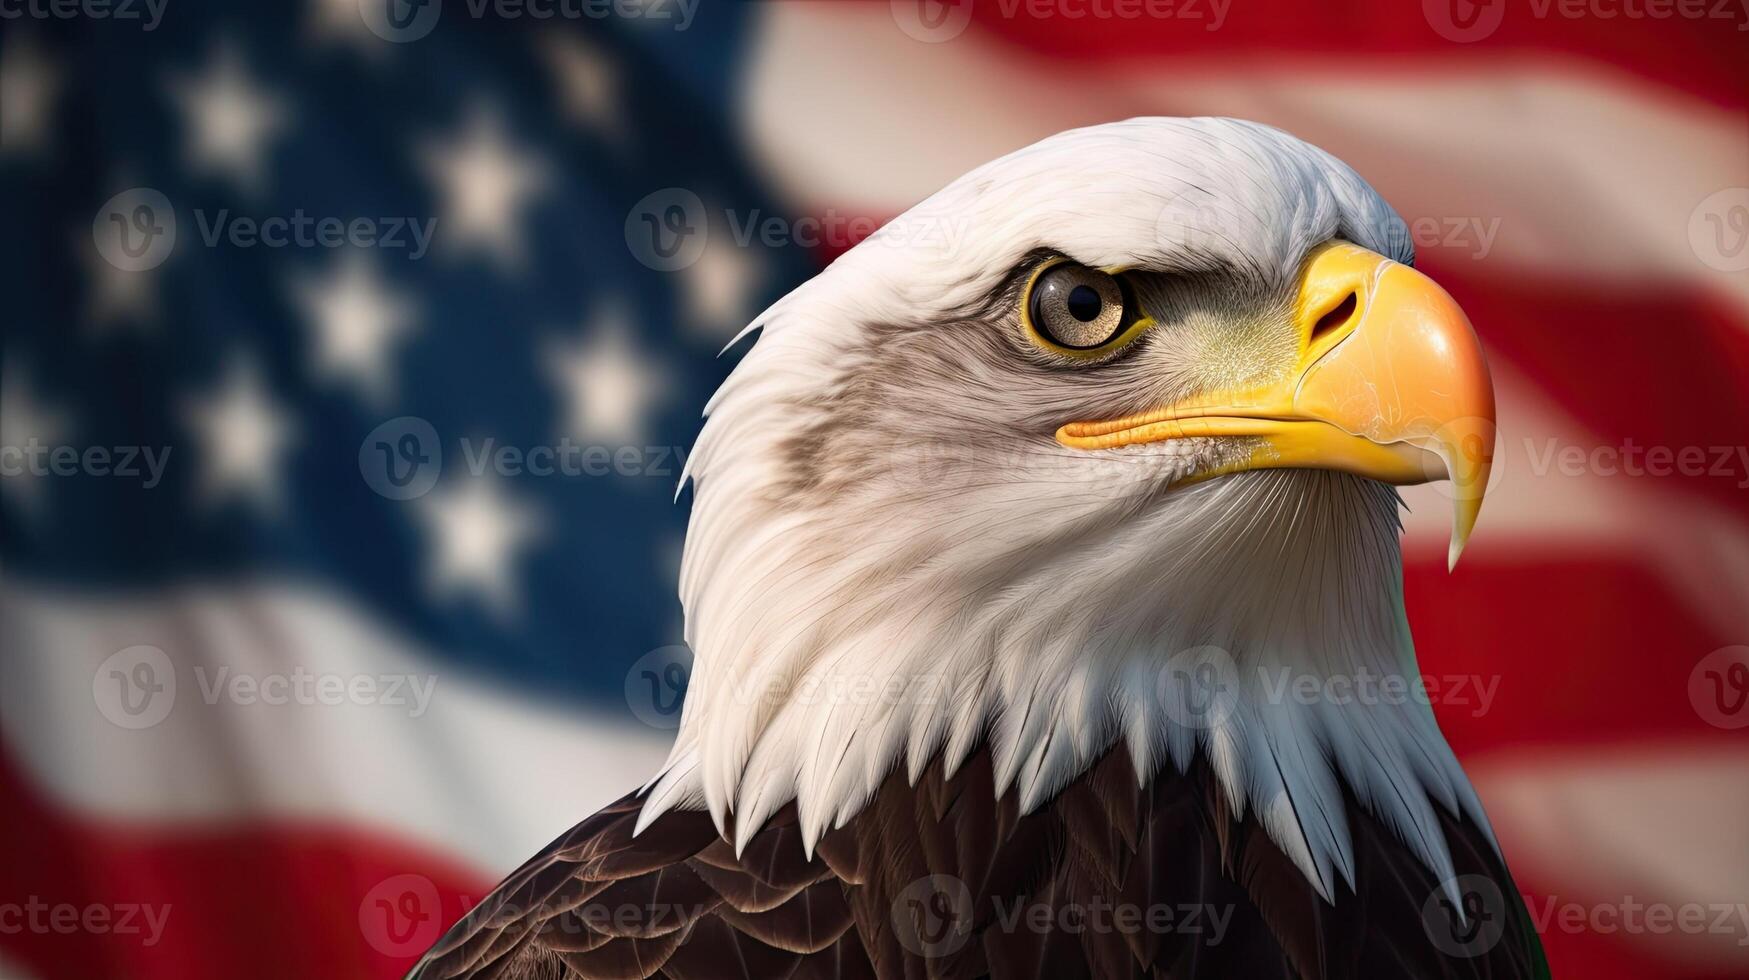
[741,2,1749,314]
[0,580,670,875]
[0,948,40,980]
[1473,745,1749,967]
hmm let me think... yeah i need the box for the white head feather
[636,117,1491,903]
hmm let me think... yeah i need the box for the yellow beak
[1056,242,1496,570]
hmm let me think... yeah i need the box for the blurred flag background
[2,1,1746,977]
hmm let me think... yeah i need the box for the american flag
[1,1,1745,978]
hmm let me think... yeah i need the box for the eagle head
[642,117,1498,903]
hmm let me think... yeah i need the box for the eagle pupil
[1065,285,1102,322]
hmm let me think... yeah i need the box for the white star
[1,361,72,513]
[420,105,549,272]
[547,306,667,446]
[539,34,624,141]
[0,34,60,158]
[168,44,289,195]
[681,232,760,342]
[292,251,417,403]
[182,358,298,514]
[78,231,159,331]
[307,0,383,57]
[416,477,543,618]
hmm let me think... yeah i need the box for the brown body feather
[408,746,1547,979]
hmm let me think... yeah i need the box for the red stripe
[948,0,1749,112]
[0,749,495,980]
[1407,551,1746,755]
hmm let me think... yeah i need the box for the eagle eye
[1022,260,1142,355]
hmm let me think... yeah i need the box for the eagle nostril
[1312,291,1359,344]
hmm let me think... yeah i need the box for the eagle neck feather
[640,458,1496,905]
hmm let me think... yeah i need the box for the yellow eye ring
[1020,258,1155,359]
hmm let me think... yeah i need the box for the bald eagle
[410,118,1547,979]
